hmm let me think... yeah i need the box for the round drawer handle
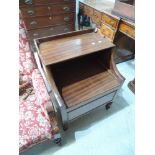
[64,27,69,32]
[33,33,39,37]
[63,6,70,12]
[49,28,54,31]
[27,10,34,16]
[25,0,32,5]
[64,17,70,22]
[30,21,37,25]
[125,29,129,34]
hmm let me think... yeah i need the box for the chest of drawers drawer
[51,3,75,15]
[119,21,135,39]
[20,3,75,18]
[84,5,93,17]
[92,9,102,27]
[20,6,50,17]
[100,23,116,41]
[28,24,75,39]
[24,13,75,30]
[101,13,119,30]
[20,0,75,6]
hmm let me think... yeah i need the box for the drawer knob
[64,27,69,32]
[25,0,32,5]
[125,29,129,34]
[64,17,70,22]
[49,28,54,31]
[27,10,34,16]
[30,21,37,25]
[63,6,70,12]
[33,33,39,37]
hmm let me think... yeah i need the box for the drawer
[20,6,50,17]
[84,5,93,17]
[51,3,75,15]
[24,13,75,30]
[48,0,75,4]
[28,24,75,39]
[101,13,119,29]
[68,91,115,120]
[52,13,75,25]
[24,16,52,30]
[119,21,135,39]
[92,9,102,27]
[100,24,116,41]
[20,0,75,6]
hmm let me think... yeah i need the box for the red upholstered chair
[19,14,61,153]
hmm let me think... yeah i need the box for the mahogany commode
[34,29,125,130]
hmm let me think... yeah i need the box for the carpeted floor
[21,59,135,155]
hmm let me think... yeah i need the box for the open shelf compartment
[49,50,121,108]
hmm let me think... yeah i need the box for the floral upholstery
[19,15,58,152]
[19,29,36,81]
[19,93,53,151]
[32,69,53,120]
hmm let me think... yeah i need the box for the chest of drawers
[20,0,76,40]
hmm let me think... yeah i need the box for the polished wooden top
[38,30,115,66]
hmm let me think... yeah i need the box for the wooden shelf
[51,54,120,108]
[38,29,115,65]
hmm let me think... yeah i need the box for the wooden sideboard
[19,0,76,40]
[34,29,125,129]
[79,0,135,63]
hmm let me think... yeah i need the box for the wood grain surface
[39,31,115,65]
[51,55,120,108]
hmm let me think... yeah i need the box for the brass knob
[64,16,70,22]
[49,28,54,31]
[64,27,69,32]
[27,10,34,16]
[33,33,39,37]
[125,29,129,34]
[110,21,114,25]
[30,21,37,25]
[25,0,32,5]
[63,6,70,12]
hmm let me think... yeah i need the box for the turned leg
[105,102,112,110]
[63,123,68,131]
[60,106,68,131]
[54,138,62,146]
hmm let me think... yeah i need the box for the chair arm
[31,69,54,114]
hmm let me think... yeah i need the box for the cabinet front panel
[24,13,75,30]
[100,23,116,41]
[92,9,102,27]
[51,3,75,15]
[20,0,75,6]
[52,13,75,25]
[102,13,119,29]
[68,91,116,121]
[24,16,52,29]
[119,22,135,39]
[28,24,75,39]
